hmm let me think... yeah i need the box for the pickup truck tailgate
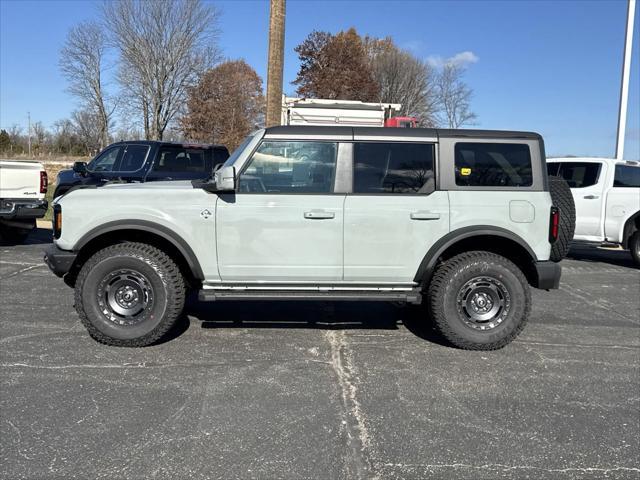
[0,160,45,200]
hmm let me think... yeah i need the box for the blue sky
[1,0,638,159]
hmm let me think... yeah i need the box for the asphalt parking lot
[1,229,639,480]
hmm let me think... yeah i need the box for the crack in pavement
[1,264,45,279]
[381,462,640,475]
[325,330,375,480]
[560,283,640,325]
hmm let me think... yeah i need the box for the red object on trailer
[384,116,418,128]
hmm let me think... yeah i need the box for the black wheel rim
[456,276,511,331]
[97,269,154,326]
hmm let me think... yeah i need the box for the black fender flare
[413,225,538,284]
[74,220,204,280]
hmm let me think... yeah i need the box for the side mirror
[214,166,236,192]
[72,161,88,175]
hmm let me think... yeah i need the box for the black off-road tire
[630,231,640,267]
[548,175,575,262]
[74,242,185,347]
[428,251,531,350]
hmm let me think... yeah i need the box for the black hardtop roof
[263,125,541,140]
[109,140,227,149]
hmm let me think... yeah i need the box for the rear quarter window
[455,143,532,187]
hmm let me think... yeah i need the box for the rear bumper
[534,261,561,290]
[0,198,48,219]
[43,244,77,277]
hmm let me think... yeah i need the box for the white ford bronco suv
[44,127,567,350]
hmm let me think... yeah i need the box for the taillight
[53,205,62,239]
[549,207,560,243]
[40,171,48,194]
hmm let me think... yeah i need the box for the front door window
[238,141,337,193]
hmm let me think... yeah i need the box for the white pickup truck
[0,160,48,243]
[547,157,640,265]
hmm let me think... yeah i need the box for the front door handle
[410,211,441,220]
[583,195,599,199]
[304,210,335,220]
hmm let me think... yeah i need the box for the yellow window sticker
[460,167,471,176]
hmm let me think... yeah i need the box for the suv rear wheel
[428,251,531,350]
[74,242,185,347]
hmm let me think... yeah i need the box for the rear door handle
[410,211,441,220]
[583,195,599,199]
[304,210,335,220]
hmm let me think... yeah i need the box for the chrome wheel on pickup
[74,242,185,347]
[428,251,531,350]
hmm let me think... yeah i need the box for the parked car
[547,157,640,265]
[45,126,568,350]
[0,160,48,243]
[53,141,229,198]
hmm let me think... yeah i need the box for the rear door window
[557,162,601,188]
[614,165,640,188]
[353,142,435,194]
[455,143,532,187]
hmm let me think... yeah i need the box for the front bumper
[0,198,48,220]
[534,261,561,290]
[43,244,77,277]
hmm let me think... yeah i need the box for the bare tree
[7,124,22,153]
[31,122,48,155]
[52,119,76,154]
[102,0,220,140]
[435,63,477,128]
[60,21,114,149]
[72,110,103,156]
[365,37,438,126]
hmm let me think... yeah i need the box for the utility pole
[27,111,32,158]
[615,0,636,160]
[265,0,286,127]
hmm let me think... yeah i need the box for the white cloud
[426,51,479,68]
[401,40,425,54]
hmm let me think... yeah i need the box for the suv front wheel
[428,251,531,350]
[74,242,185,347]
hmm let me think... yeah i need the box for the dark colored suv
[54,141,229,198]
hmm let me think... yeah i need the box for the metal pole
[27,111,31,158]
[265,0,286,127]
[615,0,636,160]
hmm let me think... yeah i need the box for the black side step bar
[198,289,422,304]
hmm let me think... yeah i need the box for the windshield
[222,131,261,167]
